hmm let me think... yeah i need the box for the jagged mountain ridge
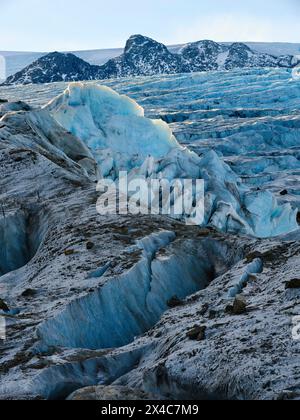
[99,35,183,78]
[2,35,300,85]
[2,52,101,85]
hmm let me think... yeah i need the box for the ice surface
[0,210,46,276]
[45,82,298,238]
[228,258,264,298]
[0,67,300,400]
[0,68,299,237]
[37,233,235,350]
[46,83,179,175]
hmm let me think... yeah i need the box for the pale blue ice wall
[37,235,238,350]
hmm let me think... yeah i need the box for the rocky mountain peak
[124,34,167,54]
[2,35,300,86]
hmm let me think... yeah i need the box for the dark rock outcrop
[2,35,299,86]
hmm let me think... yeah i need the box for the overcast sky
[1,0,300,51]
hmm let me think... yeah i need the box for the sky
[1,0,300,52]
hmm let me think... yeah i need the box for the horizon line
[1,38,300,55]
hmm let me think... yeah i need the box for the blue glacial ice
[0,209,48,276]
[37,232,237,350]
[46,83,179,175]
[228,258,264,298]
[45,81,298,238]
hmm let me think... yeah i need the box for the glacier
[43,81,298,238]
[45,83,179,173]
[37,232,237,350]
[0,67,300,401]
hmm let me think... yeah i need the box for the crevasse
[37,231,238,350]
[45,82,298,238]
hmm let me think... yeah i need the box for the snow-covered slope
[0,52,44,82]
[2,36,300,86]
[179,40,298,71]
[234,42,300,57]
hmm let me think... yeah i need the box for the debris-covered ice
[44,81,298,238]
[0,67,299,400]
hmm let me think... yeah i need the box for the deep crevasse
[37,231,237,350]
